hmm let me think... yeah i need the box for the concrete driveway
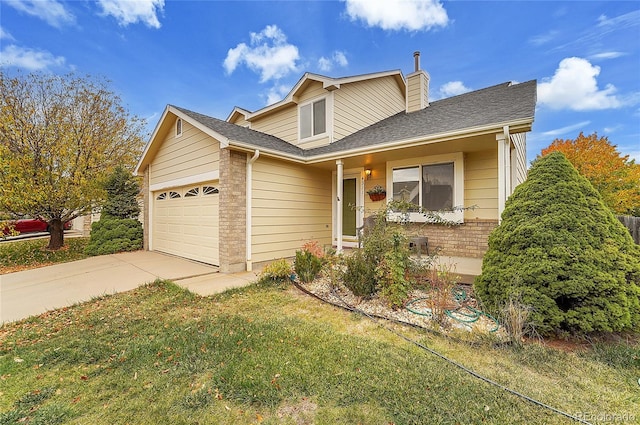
[0,251,258,324]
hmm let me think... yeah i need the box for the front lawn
[0,238,89,274]
[1,280,637,424]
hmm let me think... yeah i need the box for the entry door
[342,178,357,237]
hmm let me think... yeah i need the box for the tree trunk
[47,218,64,250]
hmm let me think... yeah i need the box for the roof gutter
[227,117,534,165]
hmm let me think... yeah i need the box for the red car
[3,218,72,235]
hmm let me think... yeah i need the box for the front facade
[135,54,536,273]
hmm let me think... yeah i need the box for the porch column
[496,126,511,222]
[336,159,344,253]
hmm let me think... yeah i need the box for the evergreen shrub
[84,218,143,256]
[474,152,640,336]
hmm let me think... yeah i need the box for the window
[299,98,326,139]
[184,187,199,197]
[387,153,463,223]
[203,186,219,195]
[169,191,181,199]
[156,192,167,200]
[176,118,182,137]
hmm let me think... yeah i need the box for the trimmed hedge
[84,218,143,256]
[474,152,640,336]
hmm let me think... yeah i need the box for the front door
[342,178,357,237]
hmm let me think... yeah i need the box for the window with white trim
[176,118,182,137]
[169,191,181,199]
[299,98,326,140]
[156,192,167,200]
[387,153,464,223]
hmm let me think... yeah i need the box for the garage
[152,183,220,265]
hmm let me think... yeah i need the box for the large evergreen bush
[84,218,143,256]
[474,152,640,336]
[85,167,143,256]
[101,166,141,219]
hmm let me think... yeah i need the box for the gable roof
[136,79,536,173]
[308,80,537,157]
[230,70,405,122]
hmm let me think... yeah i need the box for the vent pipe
[414,51,420,72]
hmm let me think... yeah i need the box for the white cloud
[589,51,626,60]
[318,51,349,72]
[0,27,15,40]
[265,84,290,105]
[537,57,622,111]
[528,30,558,46]
[97,0,164,29]
[0,45,66,70]
[5,0,75,28]
[344,0,448,32]
[223,25,300,83]
[541,121,592,138]
[437,81,471,99]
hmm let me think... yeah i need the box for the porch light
[365,169,372,180]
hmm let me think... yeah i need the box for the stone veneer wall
[218,149,247,272]
[405,219,498,258]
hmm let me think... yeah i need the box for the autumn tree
[541,132,640,216]
[0,72,146,249]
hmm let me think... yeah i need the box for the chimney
[406,50,430,113]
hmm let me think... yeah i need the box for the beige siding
[362,164,388,215]
[250,106,298,145]
[251,157,332,262]
[464,150,499,220]
[297,81,327,103]
[334,77,405,140]
[150,118,220,186]
[511,132,528,186]
[406,71,429,113]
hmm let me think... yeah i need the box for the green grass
[1,280,638,424]
[0,238,89,273]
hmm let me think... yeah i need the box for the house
[135,52,537,277]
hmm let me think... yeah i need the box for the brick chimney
[406,51,430,113]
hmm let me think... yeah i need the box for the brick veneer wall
[219,149,247,272]
[405,219,498,258]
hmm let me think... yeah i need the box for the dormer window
[176,118,183,137]
[299,98,326,140]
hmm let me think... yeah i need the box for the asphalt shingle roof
[173,79,536,159]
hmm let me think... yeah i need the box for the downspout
[246,150,260,271]
[336,159,344,253]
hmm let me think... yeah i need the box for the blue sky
[1,0,639,163]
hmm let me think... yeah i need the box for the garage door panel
[152,182,219,265]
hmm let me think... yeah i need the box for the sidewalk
[0,251,258,324]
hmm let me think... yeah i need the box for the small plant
[341,249,378,297]
[377,249,412,309]
[500,294,536,346]
[366,185,386,195]
[258,259,293,287]
[426,262,460,325]
[294,241,325,283]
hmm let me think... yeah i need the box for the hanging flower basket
[367,185,387,202]
[369,192,386,202]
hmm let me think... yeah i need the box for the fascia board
[134,105,171,176]
[169,106,231,148]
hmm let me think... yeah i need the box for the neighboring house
[135,52,536,274]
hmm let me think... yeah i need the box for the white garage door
[152,183,219,265]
